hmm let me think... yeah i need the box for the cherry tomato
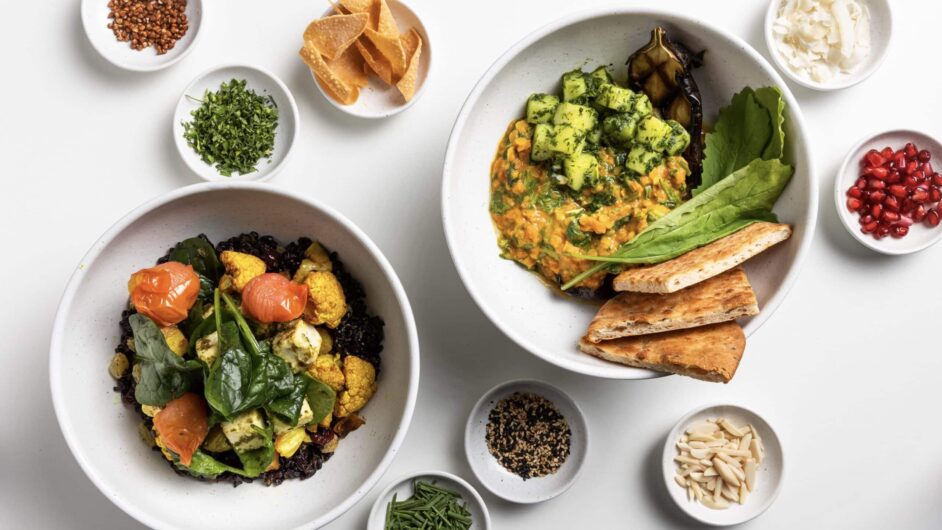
[128,262,200,326]
[153,393,208,467]
[241,273,308,323]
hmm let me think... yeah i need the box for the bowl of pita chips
[299,0,430,118]
[442,8,817,381]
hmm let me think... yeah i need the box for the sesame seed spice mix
[485,392,571,480]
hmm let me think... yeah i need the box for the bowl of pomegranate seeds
[836,129,942,254]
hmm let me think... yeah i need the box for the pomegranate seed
[881,147,894,159]
[922,162,934,174]
[869,190,886,202]
[881,210,900,222]
[919,150,932,163]
[875,226,890,239]
[912,187,930,203]
[891,224,910,238]
[932,173,942,186]
[871,203,883,218]
[859,214,874,225]
[886,171,902,184]
[847,187,863,198]
[856,177,867,189]
[902,198,917,214]
[888,184,908,198]
[865,151,886,168]
[846,197,863,211]
[868,179,886,190]
[861,221,878,234]
[914,204,928,222]
[931,187,942,203]
[871,167,889,179]
[895,153,907,167]
[884,195,901,211]
[905,160,919,175]
[925,209,941,227]
[905,143,918,158]
[903,175,918,188]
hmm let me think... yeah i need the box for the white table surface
[3,0,941,528]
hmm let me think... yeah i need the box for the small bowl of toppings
[173,65,300,182]
[764,0,892,90]
[367,471,491,530]
[836,130,942,254]
[464,379,588,504]
[81,0,204,72]
[298,0,432,119]
[662,404,784,526]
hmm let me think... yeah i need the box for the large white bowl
[50,182,419,530]
[442,8,817,379]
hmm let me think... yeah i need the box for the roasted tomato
[128,262,200,326]
[153,392,209,467]
[241,273,308,323]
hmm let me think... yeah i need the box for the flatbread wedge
[586,267,758,343]
[578,321,746,383]
[613,222,792,294]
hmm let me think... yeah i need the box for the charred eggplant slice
[627,26,704,189]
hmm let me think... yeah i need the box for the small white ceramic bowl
[465,379,588,504]
[311,0,432,119]
[835,129,942,255]
[173,65,299,182]
[367,471,491,530]
[50,182,420,530]
[81,0,204,72]
[662,404,784,526]
[764,0,892,91]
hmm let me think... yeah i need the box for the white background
[2,0,940,528]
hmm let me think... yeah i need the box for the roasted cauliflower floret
[195,331,219,366]
[301,271,347,329]
[272,319,322,373]
[307,353,345,392]
[221,409,267,452]
[335,356,376,417]
[160,325,188,356]
[219,250,266,292]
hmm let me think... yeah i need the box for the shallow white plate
[834,129,942,254]
[442,7,817,379]
[173,65,300,182]
[81,0,204,72]
[312,0,432,119]
[367,471,490,530]
[662,404,784,526]
[465,379,588,504]
[50,182,419,530]
[764,0,892,91]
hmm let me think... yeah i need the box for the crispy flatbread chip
[329,45,369,88]
[376,0,399,36]
[316,77,360,105]
[400,27,421,59]
[299,43,357,105]
[586,268,758,342]
[578,322,746,383]
[395,29,422,101]
[303,13,369,61]
[613,222,793,294]
[355,39,394,85]
[339,0,373,13]
[364,27,407,77]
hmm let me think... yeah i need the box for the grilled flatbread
[613,222,792,294]
[586,267,758,342]
[578,321,745,383]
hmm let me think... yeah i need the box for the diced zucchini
[626,145,663,176]
[552,102,598,135]
[635,115,674,149]
[530,123,555,162]
[629,92,653,116]
[595,83,635,112]
[586,66,613,93]
[586,128,602,145]
[562,70,589,102]
[660,120,691,155]
[564,153,599,191]
[551,125,585,156]
[601,114,639,147]
[526,93,560,124]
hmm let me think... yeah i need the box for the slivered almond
[713,457,741,487]
[702,496,730,510]
[744,459,757,490]
[739,433,753,452]
[718,418,746,437]
[750,438,763,464]
[675,475,688,488]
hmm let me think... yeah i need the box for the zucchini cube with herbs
[626,145,664,176]
[564,152,600,191]
[530,123,555,161]
[221,409,268,452]
[602,114,639,147]
[595,83,653,116]
[635,115,675,149]
[526,93,560,124]
[586,66,613,93]
[562,69,590,102]
[550,125,585,156]
[660,120,691,155]
[552,102,598,136]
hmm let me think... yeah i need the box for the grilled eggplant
[627,27,704,189]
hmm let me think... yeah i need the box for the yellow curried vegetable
[335,355,376,417]
[274,428,308,459]
[219,251,266,292]
[301,271,347,328]
[160,325,189,356]
[308,353,345,392]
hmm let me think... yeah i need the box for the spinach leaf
[204,321,253,418]
[179,450,249,479]
[168,236,222,281]
[267,374,336,427]
[304,375,336,425]
[235,425,276,478]
[565,219,592,247]
[129,314,202,406]
[266,376,308,426]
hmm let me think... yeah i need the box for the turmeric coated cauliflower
[301,271,347,329]
[334,355,376,417]
[219,251,266,292]
[307,353,345,392]
[160,325,188,356]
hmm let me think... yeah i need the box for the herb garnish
[384,480,472,530]
[182,79,279,177]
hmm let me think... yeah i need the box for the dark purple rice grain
[281,236,312,275]
[329,251,384,371]
[215,232,284,271]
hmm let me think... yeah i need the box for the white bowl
[311,0,432,119]
[764,0,893,91]
[173,65,300,182]
[81,0,204,72]
[441,7,817,379]
[366,471,490,530]
[834,129,942,254]
[464,379,588,504]
[49,182,419,530]
[662,404,784,526]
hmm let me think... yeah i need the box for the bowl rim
[463,378,589,504]
[312,0,433,119]
[366,470,491,530]
[80,0,205,73]
[763,0,893,91]
[661,402,785,526]
[48,181,420,530]
[833,128,942,255]
[441,6,819,379]
[173,64,301,182]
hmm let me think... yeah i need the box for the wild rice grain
[485,392,571,480]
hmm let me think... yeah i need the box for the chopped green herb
[384,480,472,530]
